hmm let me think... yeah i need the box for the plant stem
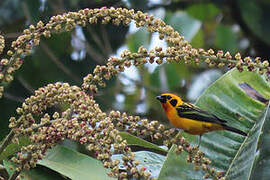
[8,170,20,180]
[7,107,74,180]
[0,130,15,156]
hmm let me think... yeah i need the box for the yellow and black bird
[156,93,247,147]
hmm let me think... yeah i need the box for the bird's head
[156,93,183,111]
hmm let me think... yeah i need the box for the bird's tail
[223,125,247,136]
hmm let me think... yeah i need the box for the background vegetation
[0,0,270,179]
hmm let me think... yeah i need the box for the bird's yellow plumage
[156,93,247,146]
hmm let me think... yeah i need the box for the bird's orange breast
[163,104,224,135]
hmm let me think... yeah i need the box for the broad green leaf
[165,11,201,41]
[187,3,220,21]
[249,105,270,179]
[149,66,162,89]
[149,62,193,91]
[222,103,269,179]
[4,160,15,177]
[196,69,270,179]
[4,160,64,180]
[215,25,237,54]
[164,63,186,91]
[0,136,31,161]
[187,69,222,102]
[238,0,270,46]
[158,145,203,180]
[119,132,167,153]
[158,68,270,179]
[127,28,150,53]
[112,151,166,178]
[190,29,204,49]
[37,145,114,180]
[123,90,140,113]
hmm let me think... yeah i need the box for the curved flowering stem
[0,7,269,97]
[0,130,15,156]
[6,83,100,179]
[0,34,4,55]
[0,6,267,180]
[9,165,22,180]
[4,81,221,180]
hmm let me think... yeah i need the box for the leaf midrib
[224,101,270,179]
[247,102,270,179]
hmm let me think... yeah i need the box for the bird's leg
[173,128,183,133]
[198,135,202,148]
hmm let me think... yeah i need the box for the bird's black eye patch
[159,95,167,103]
[169,99,178,107]
[166,95,172,100]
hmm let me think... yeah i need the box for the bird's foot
[172,128,183,132]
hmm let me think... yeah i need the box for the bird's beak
[156,96,162,101]
[156,96,166,103]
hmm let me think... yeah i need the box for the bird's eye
[169,99,178,107]
[166,95,172,100]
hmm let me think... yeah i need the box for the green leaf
[37,145,114,180]
[119,132,167,153]
[158,145,203,180]
[187,69,222,102]
[149,62,193,91]
[165,11,201,41]
[223,103,269,179]
[157,68,270,179]
[4,161,65,180]
[196,69,270,179]
[123,91,140,113]
[249,106,270,179]
[112,151,166,178]
[164,63,185,91]
[3,160,14,177]
[190,29,204,49]
[127,28,150,53]
[215,25,238,54]
[0,136,31,161]
[187,3,220,21]
[238,0,270,46]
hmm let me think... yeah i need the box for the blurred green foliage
[0,0,270,179]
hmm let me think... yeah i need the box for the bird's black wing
[176,103,227,125]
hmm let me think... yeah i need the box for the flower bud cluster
[0,6,268,105]
[3,7,257,180]
[7,82,152,179]
[83,47,270,94]
[108,110,170,143]
[0,34,4,55]
[170,135,223,180]
[7,81,222,180]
